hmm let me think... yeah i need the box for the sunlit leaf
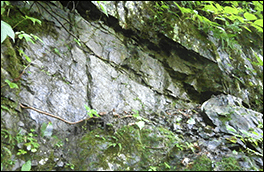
[203,4,217,13]
[161,5,169,9]
[24,54,31,62]
[224,6,238,14]
[24,15,41,25]
[215,3,223,12]
[244,12,257,21]
[97,1,108,17]
[1,20,15,43]
[4,79,19,89]
[226,125,237,133]
[135,121,145,130]
[252,131,259,136]
[252,24,263,33]
[17,32,35,44]
[254,19,263,27]
[187,118,195,124]
[30,34,44,43]
[84,104,90,111]
[1,105,9,111]
[21,160,31,171]
[43,122,53,137]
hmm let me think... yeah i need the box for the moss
[73,124,185,170]
[1,39,22,79]
[31,150,58,171]
[215,156,242,171]
[2,3,58,38]
[186,154,213,171]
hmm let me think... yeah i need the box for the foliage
[84,104,100,117]
[151,1,263,54]
[215,156,241,171]
[1,1,43,45]
[226,125,263,157]
[1,20,15,43]
[40,122,53,137]
[18,49,31,62]
[1,127,40,170]
[4,79,18,89]
[17,129,40,154]
[21,160,31,171]
[16,31,43,44]
[97,1,108,17]
[65,162,75,170]
[187,154,213,171]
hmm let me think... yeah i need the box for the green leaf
[224,6,238,14]
[40,122,48,137]
[53,48,60,55]
[164,162,171,169]
[97,1,108,17]
[203,4,217,13]
[252,131,259,136]
[43,122,53,137]
[17,32,35,44]
[135,121,145,130]
[4,79,19,89]
[1,20,15,43]
[243,25,252,32]
[74,38,81,46]
[1,7,5,15]
[161,4,169,9]
[91,109,100,117]
[254,19,263,27]
[226,125,237,133]
[244,12,257,21]
[30,34,44,44]
[215,3,223,12]
[18,49,31,62]
[24,15,41,25]
[21,160,31,171]
[84,104,90,111]
[24,54,31,62]
[31,148,37,153]
[251,23,263,33]
[1,105,9,111]
[132,109,139,117]
[187,118,195,124]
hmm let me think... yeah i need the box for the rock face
[201,94,263,139]
[1,1,263,171]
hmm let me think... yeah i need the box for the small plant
[16,129,40,155]
[40,122,53,137]
[16,31,43,44]
[107,135,122,155]
[1,105,10,111]
[148,166,157,171]
[97,1,109,17]
[55,140,64,148]
[164,162,171,169]
[215,156,241,171]
[74,38,81,46]
[53,48,61,56]
[1,20,15,43]
[84,104,100,118]
[4,79,18,89]
[226,125,263,156]
[95,134,106,141]
[65,162,75,170]
[18,49,31,62]
[21,160,31,171]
